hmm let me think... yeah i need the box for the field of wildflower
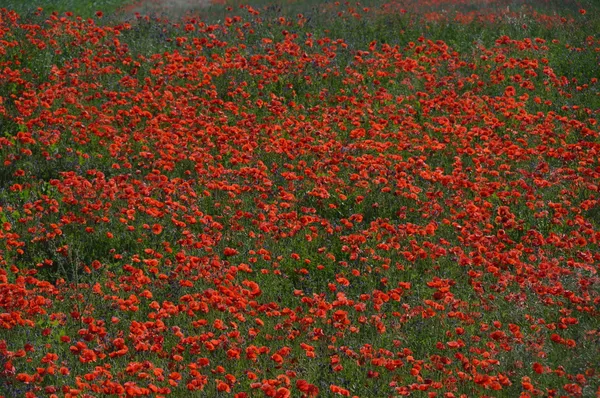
[0,0,599,396]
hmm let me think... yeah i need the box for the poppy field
[0,0,599,396]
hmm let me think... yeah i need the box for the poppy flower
[152,224,163,235]
[217,380,231,392]
[224,247,239,256]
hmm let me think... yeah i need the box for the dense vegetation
[0,0,598,396]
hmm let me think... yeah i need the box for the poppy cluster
[0,1,598,397]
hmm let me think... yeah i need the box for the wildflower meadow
[0,0,598,397]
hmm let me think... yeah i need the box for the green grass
[0,0,135,19]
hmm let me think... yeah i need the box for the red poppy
[151,224,163,235]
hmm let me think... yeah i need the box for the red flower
[217,381,231,392]
[152,223,163,235]
[275,387,291,398]
[224,247,238,256]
